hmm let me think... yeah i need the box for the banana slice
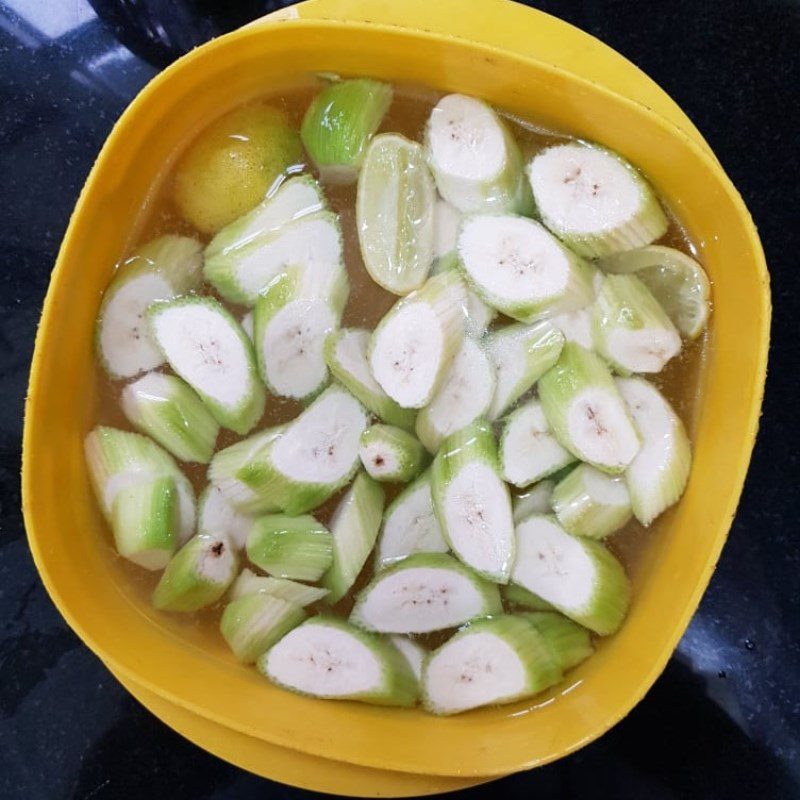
[350,553,501,633]
[357,133,436,295]
[526,142,668,258]
[246,514,333,582]
[369,270,466,409]
[208,425,286,514]
[425,94,532,215]
[538,343,640,474]
[519,611,594,672]
[229,568,329,606]
[375,470,448,569]
[592,274,681,374]
[486,320,565,420]
[616,377,692,525]
[431,420,515,583]
[359,424,428,483]
[264,385,370,515]
[416,336,496,453]
[324,328,417,430]
[511,514,631,635]
[197,484,255,551]
[551,463,632,539]
[148,296,265,435]
[301,79,393,183]
[205,174,326,261]
[322,472,385,603]
[121,372,219,464]
[512,481,556,525]
[549,307,595,350]
[259,617,418,706]
[84,426,196,545]
[422,615,562,715]
[205,212,344,306]
[389,635,426,681]
[433,198,461,261]
[431,251,497,337]
[152,532,238,612]
[254,264,349,401]
[96,235,202,379]
[221,592,307,663]
[500,399,575,488]
[501,583,554,611]
[457,214,595,323]
[240,311,254,341]
[110,476,177,570]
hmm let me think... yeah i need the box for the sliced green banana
[214,385,368,516]
[425,94,532,215]
[512,481,556,525]
[351,553,501,633]
[240,311,254,341]
[198,484,255,551]
[433,198,461,262]
[431,251,497,337]
[110,476,177,570]
[221,592,306,663]
[121,372,219,464]
[148,296,265,435]
[301,79,393,183]
[551,463,632,539]
[357,133,436,295]
[550,306,595,350]
[430,420,515,583]
[322,472,385,603]
[229,568,330,606]
[388,635,426,681]
[511,514,631,635]
[501,583,554,611]
[500,399,575,488]
[416,336,496,453]
[592,274,681,374]
[538,343,640,474]
[617,377,692,525]
[324,328,417,430]
[485,320,565,420]
[253,263,349,400]
[84,426,196,544]
[375,470,448,569]
[259,616,417,706]
[457,214,595,323]
[598,244,711,339]
[204,212,344,306]
[208,426,286,514]
[526,142,668,258]
[205,174,326,262]
[359,424,428,483]
[96,235,202,380]
[246,514,333,582]
[368,270,466,409]
[519,611,594,671]
[422,614,562,715]
[152,532,238,612]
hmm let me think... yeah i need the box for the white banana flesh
[415,336,496,452]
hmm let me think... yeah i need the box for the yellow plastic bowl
[23,0,769,780]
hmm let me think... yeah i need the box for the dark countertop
[1,1,798,798]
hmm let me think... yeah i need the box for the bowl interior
[23,19,768,777]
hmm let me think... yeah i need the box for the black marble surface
[1,1,798,798]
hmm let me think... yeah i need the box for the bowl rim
[22,14,770,778]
